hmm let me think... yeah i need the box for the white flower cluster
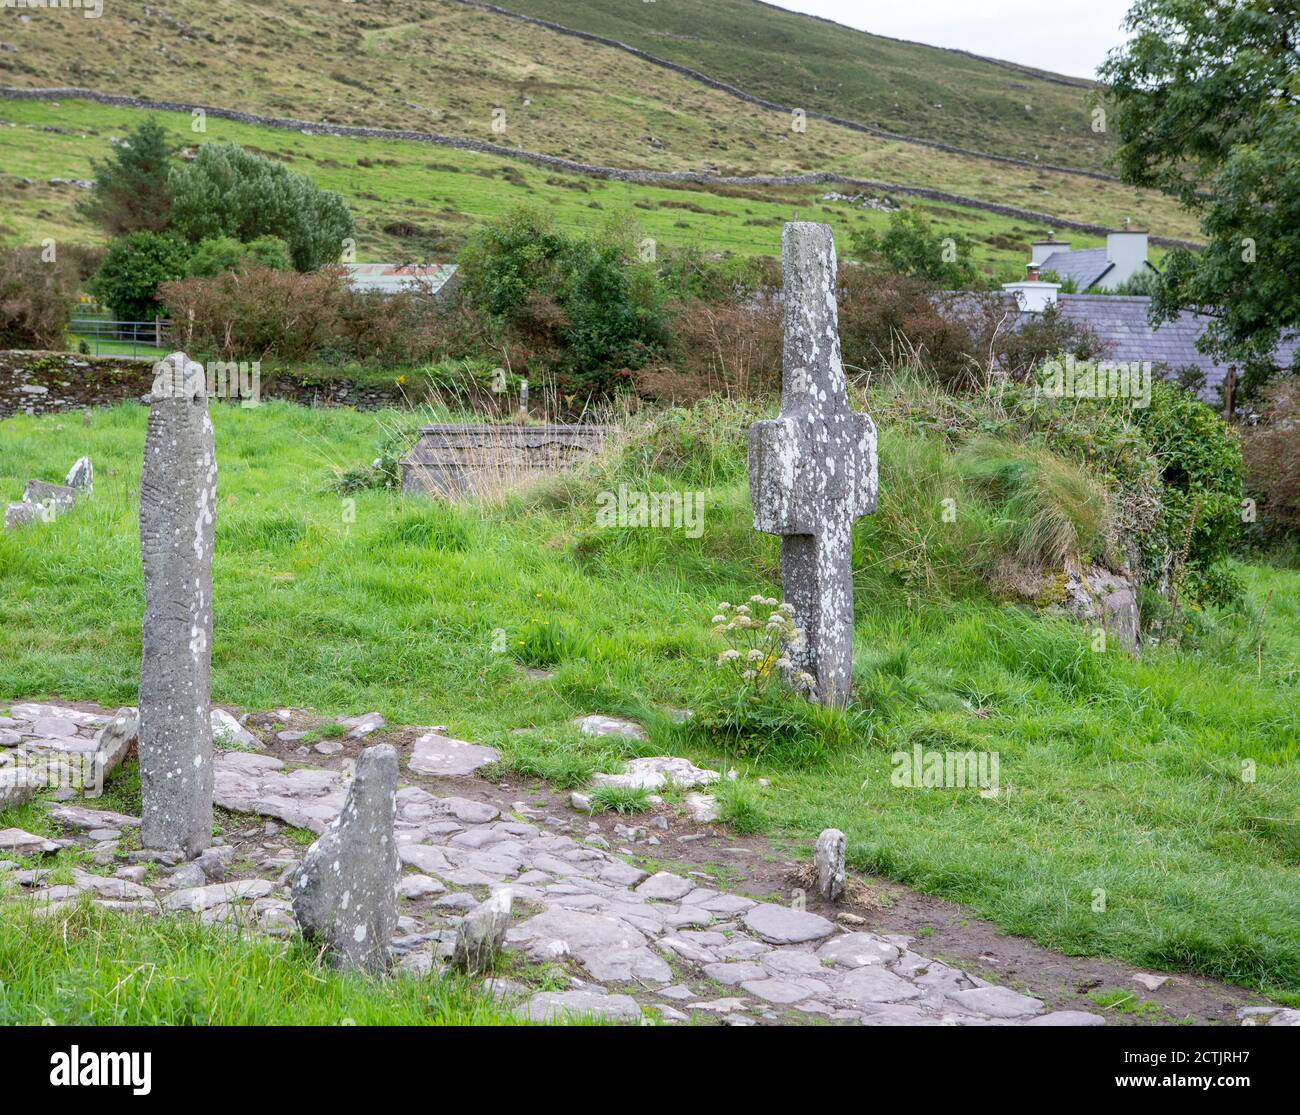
[709,595,810,700]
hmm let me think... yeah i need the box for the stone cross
[139,351,218,855]
[749,223,877,707]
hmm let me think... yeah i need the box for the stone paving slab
[10,699,1252,1028]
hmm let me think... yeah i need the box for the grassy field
[501,0,1115,170]
[1,396,1296,1004]
[0,97,1193,272]
[0,0,1113,173]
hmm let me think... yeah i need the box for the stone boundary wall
[0,351,406,419]
[454,1,1115,181]
[0,87,1202,251]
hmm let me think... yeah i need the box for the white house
[1026,226,1160,292]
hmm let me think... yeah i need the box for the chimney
[1105,225,1149,286]
[1026,263,1041,282]
[1030,230,1070,267]
[1002,277,1060,313]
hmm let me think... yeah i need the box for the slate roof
[1040,249,1113,291]
[1055,295,1299,395]
[932,292,1298,399]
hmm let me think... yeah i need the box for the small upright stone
[138,352,217,856]
[291,744,399,973]
[814,827,846,901]
[452,889,513,974]
[65,456,93,495]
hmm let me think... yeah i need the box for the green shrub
[186,235,292,278]
[456,207,665,398]
[88,231,192,321]
[169,143,354,271]
[1134,381,1244,602]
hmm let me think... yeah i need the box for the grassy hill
[490,0,1115,171]
[0,0,1199,252]
[0,98,1142,272]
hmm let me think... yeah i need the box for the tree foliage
[88,232,192,321]
[186,235,293,278]
[77,119,175,236]
[168,144,354,272]
[849,208,980,287]
[457,207,664,396]
[1100,0,1300,370]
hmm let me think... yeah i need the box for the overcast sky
[769,0,1135,79]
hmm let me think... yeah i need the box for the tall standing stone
[139,351,217,855]
[749,223,877,706]
[291,744,399,974]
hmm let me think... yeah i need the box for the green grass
[1,397,1297,1006]
[0,902,524,1025]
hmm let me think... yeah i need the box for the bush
[159,266,467,363]
[0,247,79,349]
[1241,380,1300,543]
[186,236,292,278]
[638,299,782,402]
[849,208,980,287]
[169,143,354,271]
[159,266,349,359]
[88,231,191,322]
[456,207,665,398]
[1134,380,1244,600]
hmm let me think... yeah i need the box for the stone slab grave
[749,222,877,706]
[400,423,611,497]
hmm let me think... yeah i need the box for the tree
[77,119,175,236]
[457,207,664,396]
[88,232,192,321]
[168,143,354,272]
[1100,0,1299,373]
[849,208,980,287]
[186,235,293,278]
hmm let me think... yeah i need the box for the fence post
[155,317,163,349]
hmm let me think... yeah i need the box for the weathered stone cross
[748,223,877,707]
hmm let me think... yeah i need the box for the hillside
[0,99,1107,269]
[0,0,1198,249]
[488,0,1115,172]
